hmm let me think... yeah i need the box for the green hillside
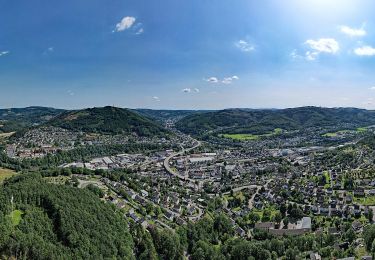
[134,109,205,122]
[176,106,375,136]
[0,174,134,259]
[0,107,64,133]
[47,106,169,136]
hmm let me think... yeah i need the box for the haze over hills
[176,106,375,136]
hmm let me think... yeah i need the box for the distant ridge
[176,106,375,135]
[0,107,64,133]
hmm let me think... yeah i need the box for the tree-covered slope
[0,174,134,259]
[176,106,375,135]
[46,106,169,136]
[134,109,205,122]
[0,106,64,133]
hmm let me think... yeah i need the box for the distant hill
[0,106,64,133]
[46,106,169,136]
[134,109,205,122]
[176,106,375,135]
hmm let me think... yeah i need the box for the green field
[221,128,283,141]
[354,196,375,206]
[9,210,23,226]
[0,168,17,183]
[323,171,331,188]
[323,127,368,137]
[322,130,350,137]
[356,127,368,133]
[221,133,259,140]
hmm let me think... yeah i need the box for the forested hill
[176,106,375,135]
[0,106,64,133]
[134,109,202,122]
[0,174,134,259]
[46,106,170,136]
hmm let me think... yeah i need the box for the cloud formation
[222,76,239,84]
[305,38,339,54]
[354,45,375,56]
[115,16,136,32]
[304,38,339,60]
[152,96,160,101]
[182,88,200,93]
[206,77,219,83]
[235,40,254,52]
[0,51,9,57]
[340,25,366,37]
[205,76,239,85]
[136,28,144,35]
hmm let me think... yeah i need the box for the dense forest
[0,174,134,259]
[176,106,375,136]
[46,106,170,137]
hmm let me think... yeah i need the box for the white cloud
[304,38,339,60]
[290,49,305,60]
[43,47,54,55]
[354,45,375,56]
[369,86,375,90]
[115,16,136,32]
[0,51,9,57]
[222,78,233,84]
[235,40,254,52]
[305,51,318,61]
[67,90,75,96]
[222,76,239,85]
[290,50,298,59]
[136,28,144,35]
[152,96,160,101]
[182,88,200,93]
[206,77,219,83]
[305,38,339,54]
[206,76,239,85]
[340,25,366,37]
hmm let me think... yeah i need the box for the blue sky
[1,0,375,109]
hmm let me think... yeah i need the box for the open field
[322,130,351,137]
[356,127,368,133]
[221,133,259,140]
[10,210,23,226]
[354,196,375,206]
[0,132,15,138]
[0,168,17,183]
[221,128,283,141]
[323,127,368,137]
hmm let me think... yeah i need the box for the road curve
[163,139,201,183]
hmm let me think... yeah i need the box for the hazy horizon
[1,104,375,111]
